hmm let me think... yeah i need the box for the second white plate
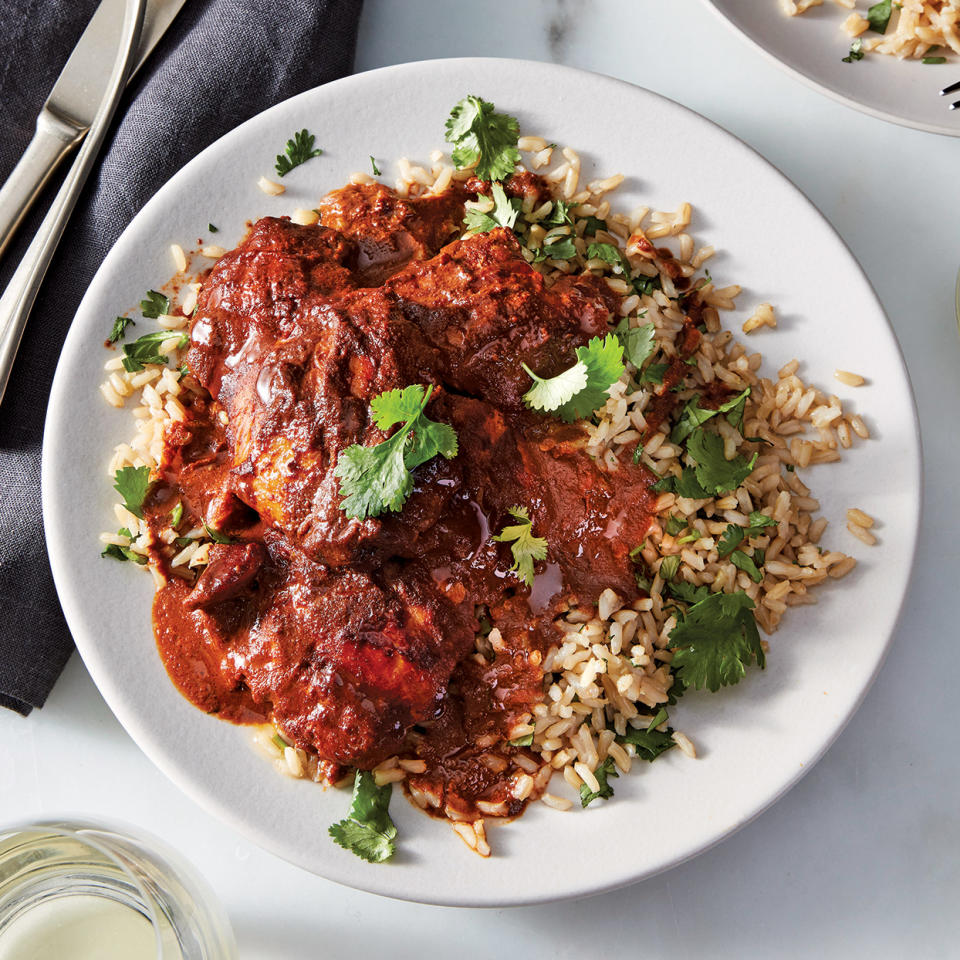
[704,0,960,137]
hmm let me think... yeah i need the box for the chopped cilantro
[586,241,633,283]
[370,156,381,176]
[542,200,573,227]
[843,38,865,62]
[659,555,681,582]
[867,0,893,33]
[101,527,147,565]
[632,273,662,297]
[536,235,577,260]
[671,388,750,446]
[113,466,151,519]
[445,95,520,182]
[522,334,625,422]
[668,591,765,692]
[923,56,947,64]
[170,502,183,528]
[493,506,548,588]
[140,290,170,319]
[582,216,608,236]
[650,473,676,493]
[202,522,233,545]
[639,362,669,385]
[274,128,323,177]
[717,513,776,558]
[108,316,134,344]
[579,756,618,807]
[270,733,288,752]
[669,580,710,606]
[328,770,397,864]
[208,223,219,233]
[617,708,676,762]
[335,384,458,520]
[679,429,759,498]
[665,515,687,537]
[464,182,520,233]
[730,549,764,583]
[508,729,535,748]
[121,330,189,372]
[615,318,656,370]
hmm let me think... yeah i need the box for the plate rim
[700,0,960,139]
[41,55,924,906]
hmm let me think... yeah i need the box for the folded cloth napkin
[0,0,363,714]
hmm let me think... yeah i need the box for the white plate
[703,0,960,137]
[42,58,921,906]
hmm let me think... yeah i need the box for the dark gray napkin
[0,0,363,714]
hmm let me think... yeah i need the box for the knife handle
[0,111,85,262]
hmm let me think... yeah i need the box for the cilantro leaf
[617,708,676,762]
[140,290,170,319]
[670,388,750,446]
[587,241,634,283]
[208,223,218,233]
[582,216,607,236]
[494,506,548,587]
[463,182,520,233]
[370,156,381,176]
[923,56,947,64]
[579,757,618,807]
[202,522,234,545]
[683,429,758,497]
[328,770,397,864]
[717,512,776,558]
[113,466,151,519]
[668,591,765,692]
[523,335,625,422]
[170,502,183,528]
[669,580,710,606]
[639,362,669,386]
[508,730,534,747]
[665,515,687,537]
[615,318,656,370]
[536,235,577,261]
[542,200,573,227]
[275,129,322,177]
[659,555,681,582]
[843,38,865,62]
[101,527,147,565]
[335,384,459,520]
[445,95,520,182]
[730,550,764,583]
[867,0,893,33]
[108,316,135,344]
[121,330,189,372]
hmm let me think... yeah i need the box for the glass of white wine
[0,820,236,959]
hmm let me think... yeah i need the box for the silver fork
[940,80,960,110]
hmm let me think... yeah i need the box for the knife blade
[0,0,188,259]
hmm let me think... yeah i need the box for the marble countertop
[3,1,958,956]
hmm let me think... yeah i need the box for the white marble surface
[3,1,959,956]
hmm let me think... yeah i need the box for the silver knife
[0,0,147,407]
[0,0,187,260]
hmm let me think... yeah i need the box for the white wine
[0,894,164,960]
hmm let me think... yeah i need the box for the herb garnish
[580,756,618,807]
[108,316,135,344]
[493,506,548,588]
[668,591,765,692]
[660,428,758,500]
[170,502,183,528]
[843,38,865,62]
[616,707,676,762]
[522,334,625,422]
[202,522,233,545]
[445,96,520,182]
[208,223,219,233]
[867,0,894,33]
[274,129,323,177]
[121,330,189,372]
[335,384,459,520]
[113,466,151,519]
[923,55,946,64]
[328,770,397,864]
[463,182,520,233]
[101,528,147,565]
[140,290,170,319]
[716,513,776,558]
[614,318,656,370]
[670,388,751,446]
[370,156,381,176]
[533,235,577,261]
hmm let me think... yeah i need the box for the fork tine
[940,80,960,95]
